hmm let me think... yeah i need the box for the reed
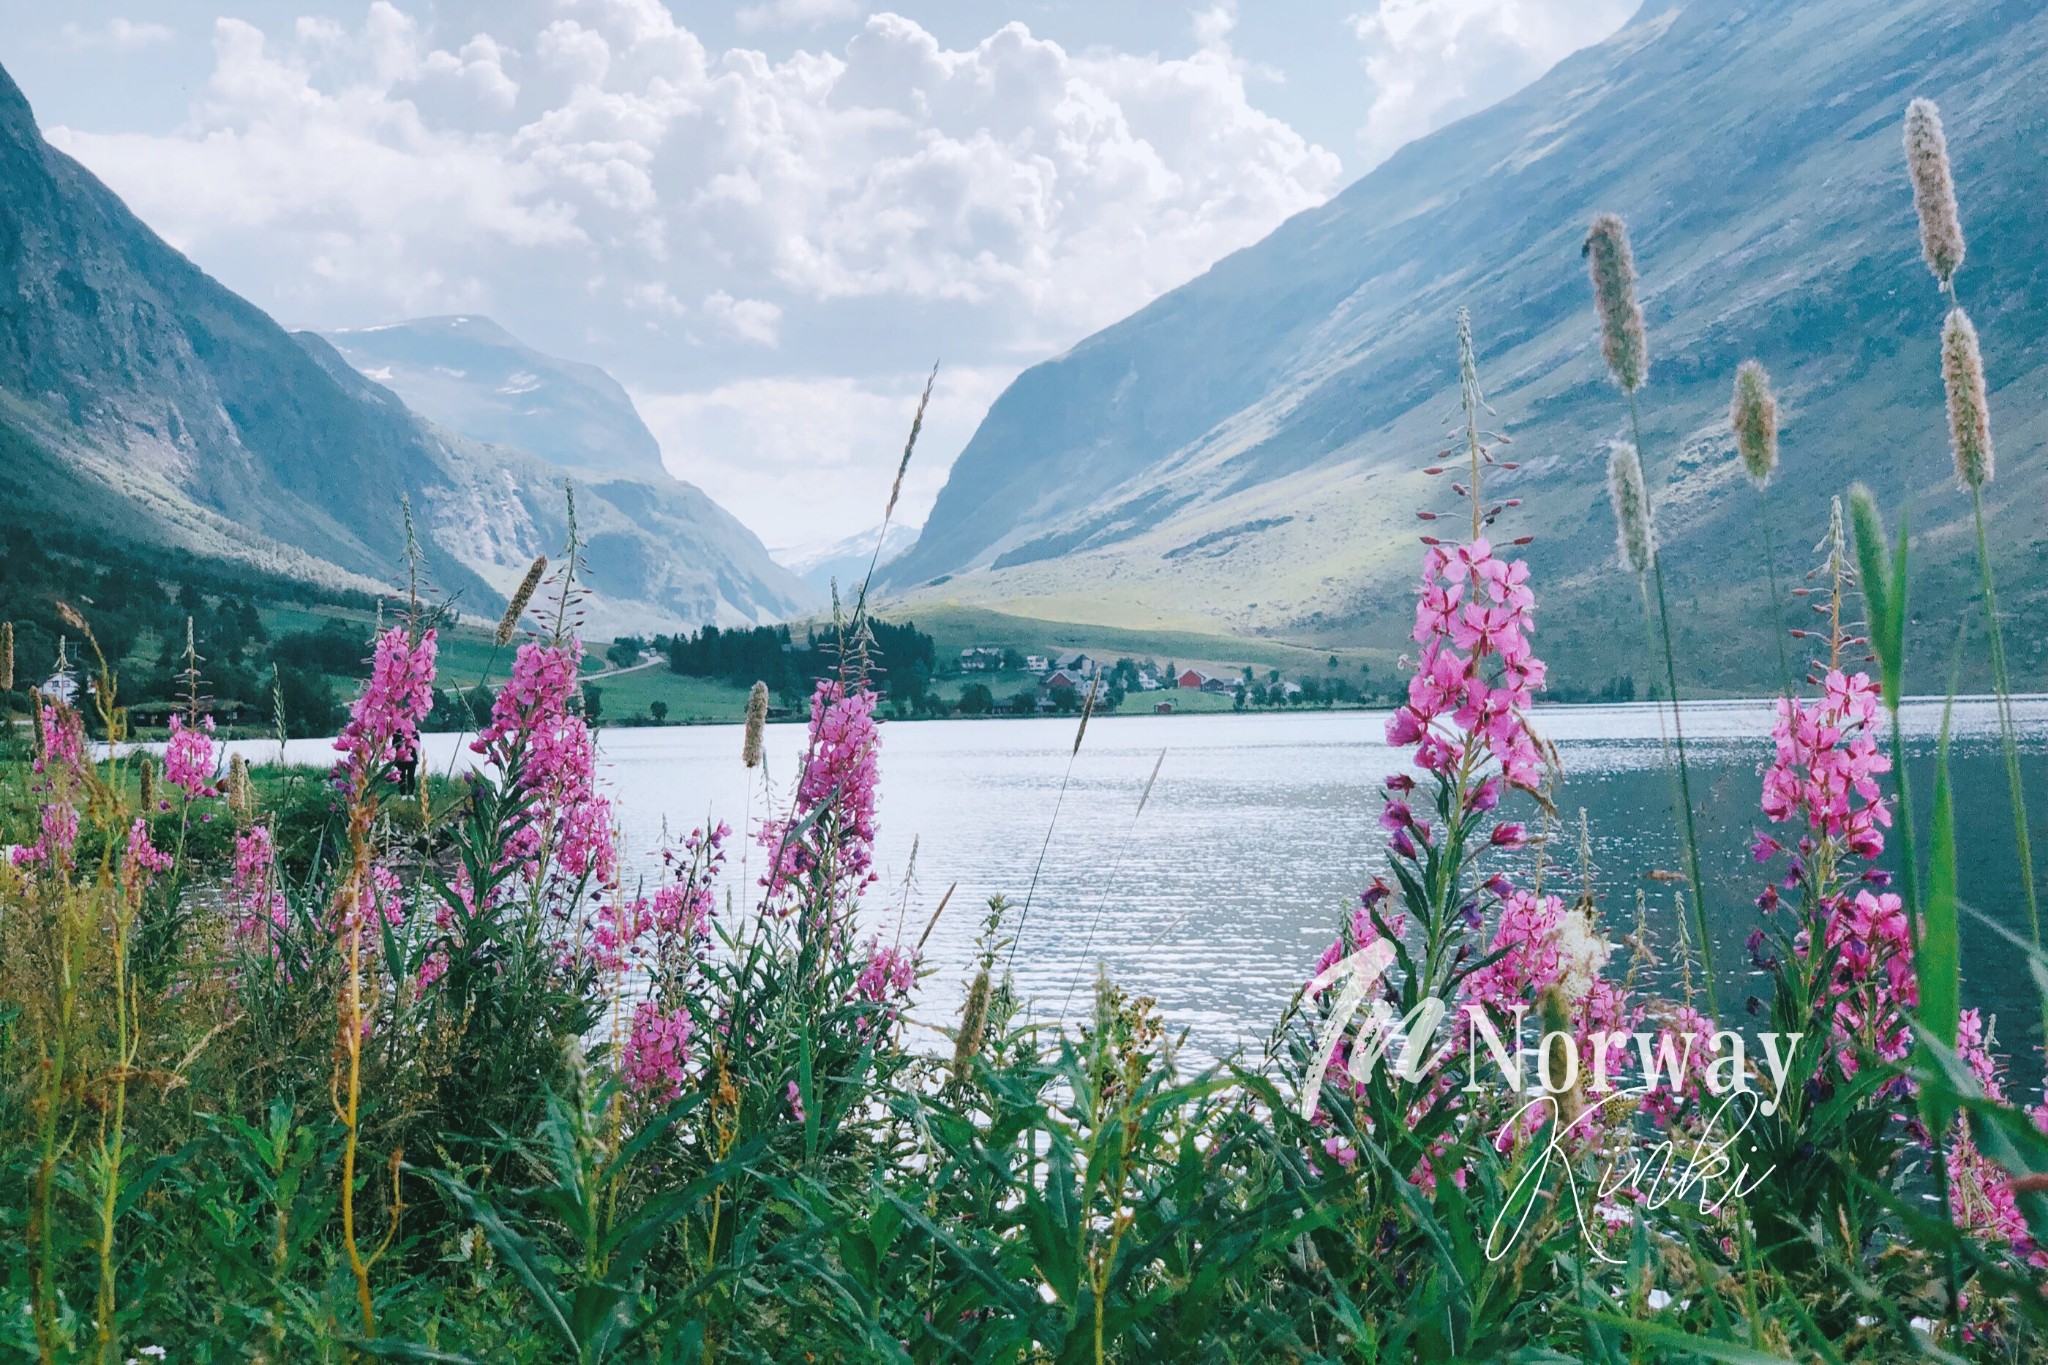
[1585,210,1715,1016]
[1731,359,1793,691]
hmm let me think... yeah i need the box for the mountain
[0,61,813,637]
[319,316,667,481]
[883,0,2048,693]
[783,521,922,598]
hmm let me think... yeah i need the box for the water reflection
[216,698,2048,1065]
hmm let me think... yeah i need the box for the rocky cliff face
[884,0,2048,692]
[0,61,813,635]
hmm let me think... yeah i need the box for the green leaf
[1847,484,1906,707]
[1579,1312,1798,1364]
[1919,699,1960,1051]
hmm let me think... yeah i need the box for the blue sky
[0,0,1634,551]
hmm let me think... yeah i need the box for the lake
[218,698,2048,1070]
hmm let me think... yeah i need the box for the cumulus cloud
[45,0,1342,545]
[1348,0,1634,167]
[637,365,1013,554]
[735,0,866,34]
[58,18,174,51]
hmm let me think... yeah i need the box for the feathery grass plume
[497,555,548,646]
[1730,360,1779,487]
[1940,307,1993,489]
[227,754,253,820]
[886,362,938,527]
[56,600,87,634]
[1584,212,1648,392]
[137,756,154,812]
[1904,97,1965,288]
[952,965,992,1082]
[1073,675,1100,756]
[1606,442,1656,574]
[743,681,769,769]
[0,621,12,692]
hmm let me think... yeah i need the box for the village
[950,644,1372,715]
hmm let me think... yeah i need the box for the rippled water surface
[229,699,2048,1062]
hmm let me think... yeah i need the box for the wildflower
[123,817,173,887]
[474,639,616,887]
[165,714,219,798]
[334,628,438,793]
[36,702,85,777]
[787,1080,807,1122]
[1384,539,1547,791]
[759,679,881,899]
[1606,443,1655,575]
[1490,823,1527,849]
[1584,212,1649,392]
[622,1002,693,1102]
[743,680,769,768]
[1730,360,1778,487]
[1759,670,1892,853]
[1940,307,1993,489]
[1903,98,1965,287]
[12,801,80,871]
[496,555,547,646]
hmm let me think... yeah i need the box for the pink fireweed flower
[1460,890,1568,1012]
[1810,887,1917,1074]
[1386,538,1547,791]
[36,702,86,777]
[1758,670,1891,853]
[165,714,219,798]
[12,801,81,871]
[759,680,881,902]
[333,628,437,793]
[229,825,288,942]
[123,817,173,888]
[855,939,919,1016]
[622,1002,693,1102]
[473,639,617,889]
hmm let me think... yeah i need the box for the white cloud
[734,0,866,34]
[701,291,783,346]
[637,365,1011,549]
[59,18,174,51]
[1348,0,1634,167]
[44,2,1342,547]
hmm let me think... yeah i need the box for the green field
[581,665,756,724]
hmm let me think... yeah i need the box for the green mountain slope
[883,0,2048,694]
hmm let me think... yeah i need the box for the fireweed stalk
[15,698,90,1358]
[328,621,438,1334]
[1302,316,1722,1241]
[1584,211,1716,1017]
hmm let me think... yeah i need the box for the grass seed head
[1904,97,1965,287]
[1730,360,1779,488]
[1941,306,1993,489]
[743,681,769,769]
[1584,212,1649,393]
[497,555,548,646]
[1607,442,1656,575]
